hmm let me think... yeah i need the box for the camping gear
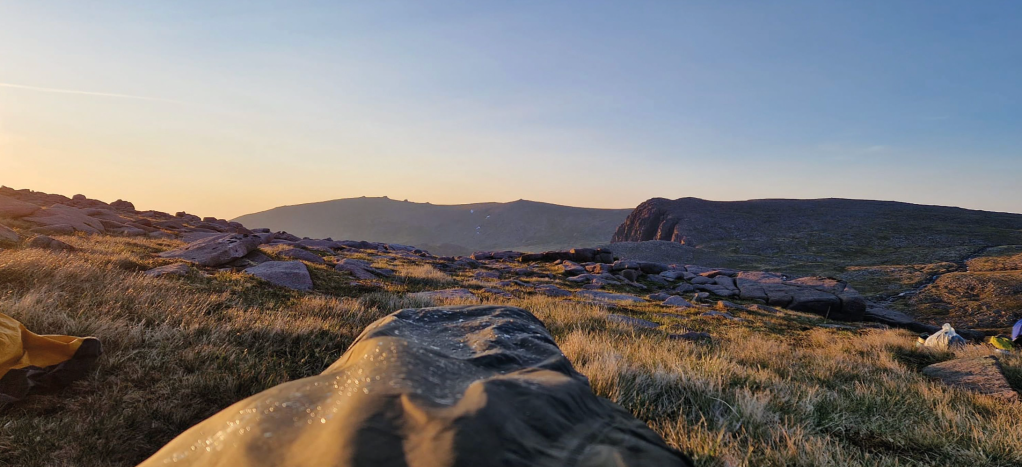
[924,323,967,351]
[989,336,1014,351]
[1013,318,1022,344]
[138,305,694,467]
[0,313,101,402]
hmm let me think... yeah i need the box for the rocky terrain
[232,196,631,256]
[612,197,1022,329]
[2,186,1021,466]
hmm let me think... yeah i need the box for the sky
[1,1,1020,219]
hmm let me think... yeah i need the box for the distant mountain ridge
[233,197,632,256]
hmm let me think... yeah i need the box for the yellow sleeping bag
[989,336,1015,351]
[0,312,101,402]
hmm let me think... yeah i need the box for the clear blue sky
[1,1,1020,218]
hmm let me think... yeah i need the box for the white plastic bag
[924,323,967,351]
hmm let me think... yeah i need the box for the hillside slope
[234,197,632,256]
[613,197,1022,276]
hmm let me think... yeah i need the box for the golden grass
[0,235,1020,466]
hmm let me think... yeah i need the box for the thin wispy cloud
[0,82,188,105]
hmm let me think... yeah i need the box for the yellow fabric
[0,312,86,378]
[989,336,1015,351]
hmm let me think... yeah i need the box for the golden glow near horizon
[1,86,1017,220]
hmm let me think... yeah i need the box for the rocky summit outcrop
[137,305,693,467]
[159,233,265,267]
[611,197,1022,277]
[0,186,252,240]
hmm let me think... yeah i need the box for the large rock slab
[0,195,39,218]
[244,261,313,291]
[734,271,866,321]
[159,233,263,267]
[785,277,866,321]
[137,305,693,467]
[922,356,1018,401]
[22,204,105,234]
[575,290,645,304]
[863,305,940,334]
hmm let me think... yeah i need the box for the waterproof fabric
[1013,319,1022,343]
[139,305,693,467]
[924,323,967,351]
[0,312,101,402]
[990,336,1015,351]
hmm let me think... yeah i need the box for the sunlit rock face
[137,305,693,467]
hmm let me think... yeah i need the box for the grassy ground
[1,235,1021,466]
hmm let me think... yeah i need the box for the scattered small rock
[0,224,18,244]
[663,296,694,308]
[648,292,672,301]
[607,314,660,329]
[669,332,712,342]
[575,290,645,304]
[535,285,571,298]
[482,288,514,298]
[700,310,741,321]
[144,263,191,278]
[474,270,502,281]
[274,247,326,264]
[746,304,781,314]
[26,235,74,252]
[244,261,313,291]
[409,288,477,301]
